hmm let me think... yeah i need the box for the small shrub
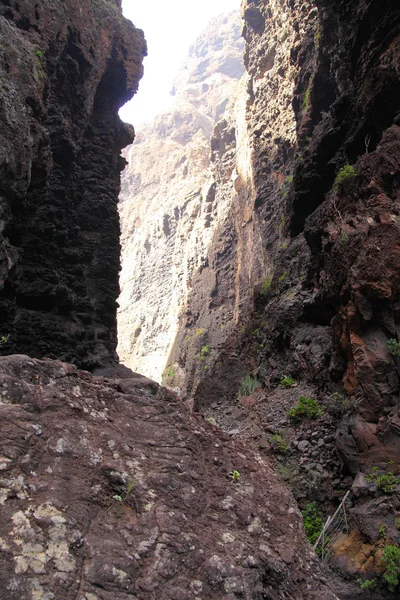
[387,339,400,357]
[260,277,273,296]
[303,88,311,110]
[269,432,289,454]
[162,366,176,386]
[325,392,355,417]
[237,375,259,397]
[36,50,43,58]
[302,502,324,545]
[276,460,300,492]
[280,375,295,388]
[379,524,388,539]
[366,466,399,493]
[229,470,241,482]
[382,545,400,592]
[0,335,9,346]
[195,328,206,336]
[356,578,376,590]
[287,396,323,422]
[278,272,288,283]
[200,345,210,357]
[333,164,357,192]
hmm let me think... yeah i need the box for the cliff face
[118,12,244,382]
[166,0,400,587]
[0,0,146,369]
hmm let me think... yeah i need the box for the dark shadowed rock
[0,0,146,369]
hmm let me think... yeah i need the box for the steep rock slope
[0,355,336,600]
[0,0,146,369]
[118,12,244,382]
[167,0,400,589]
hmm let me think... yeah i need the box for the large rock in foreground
[0,355,335,600]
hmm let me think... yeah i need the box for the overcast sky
[120,0,240,126]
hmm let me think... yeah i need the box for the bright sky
[120,0,241,126]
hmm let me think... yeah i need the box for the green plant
[333,164,357,192]
[325,392,355,417]
[382,545,400,592]
[280,375,295,388]
[366,466,400,493]
[287,396,323,423]
[387,339,400,357]
[269,432,289,454]
[108,479,134,511]
[195,328,206,336]
[252,328,260,338]
[278,272,287,283]
[395,517,400,530]
[0,335,9,346]
[36,50,43,58]
[260,277,273,296]
[379,524,388,539]
[200,345,211,357]
[356,578,376,590]
[276,459,301,492]
[284,175,293,184]
[162,366,176,386]
[302,502,323,545]
[229,470,241,482]
[237,375,259,397]
[303,88,311,110]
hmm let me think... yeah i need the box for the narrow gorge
[0,1,399,599]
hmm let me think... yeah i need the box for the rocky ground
[0,355,337,600]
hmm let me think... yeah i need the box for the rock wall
[0,0,146,370]
[118,12,244,382]
[166,0,400,589]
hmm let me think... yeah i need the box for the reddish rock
[0,355,335,600]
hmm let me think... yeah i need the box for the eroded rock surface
[0,0,146,369]
[164,0,400,589]
[118,12,244,382]
[0,355,336,600]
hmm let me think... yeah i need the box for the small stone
[298,440,309,452]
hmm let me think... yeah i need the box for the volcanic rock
[0,0,146,369]
[0,355,336,600]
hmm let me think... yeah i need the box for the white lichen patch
[31,579,55,600]
[10,505,76,576]
[0,537,10,550]
[89,448,103,466]
[112,566,129,583]
[0,456,12,470]
[222,532,236,543]
[47,523,76,572]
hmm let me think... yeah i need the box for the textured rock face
[165,0,400,586]
[118,12,244,382]
[0,355,336,600]
[168,0,315,402]
[0,0,146,369]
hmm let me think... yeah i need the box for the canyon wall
[0,0,146,370]
[118,12,244,382]
[165,0,400,588]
